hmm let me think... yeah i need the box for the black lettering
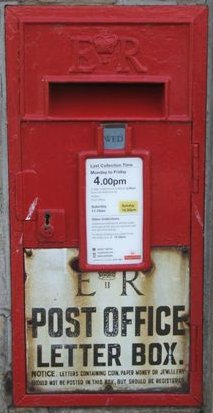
[76,274,96,296]
[149,343,162,365]
[121,306,133,336]
[121,272,143,296]
[163,342,177,365]
[94,344,106,366]
[79,344,92,366]
[104,307,118,337]
[51,345,63,367]
[108,344,121,366]
[173,306,185,335]
[32,308,46,338]
[132,343,146,365]
[66,308,80,337]
[156,306,171,336]
[48,308,63,337]
[37,345,49,367]
[148,306,154,336]
[135,306,146,336]
[82,307,96,337]
[64,344,77,367]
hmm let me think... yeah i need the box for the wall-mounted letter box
[6,6,207,407]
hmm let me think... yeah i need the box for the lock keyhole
[45,212,51,226]
[39,211,54,239]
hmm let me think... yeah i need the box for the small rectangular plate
[103,126,125,150]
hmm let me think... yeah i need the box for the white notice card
[86,157,143,266]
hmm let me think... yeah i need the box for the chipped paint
[19,234,23,245]
[25,197,38,221]
[25,247,189,393]
[193,204,204,229]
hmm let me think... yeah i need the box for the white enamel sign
[25,247,189,393]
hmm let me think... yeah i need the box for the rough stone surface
[48,410,201,413]
[0,0,208,3]
[0,0,213,412]
[9,410,49,413]
[0,5,10,312]
[0,312,12,413]
[117,0,206,4]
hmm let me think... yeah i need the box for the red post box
[6,6,207,407]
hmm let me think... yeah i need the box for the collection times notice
[86,158,143,266]
[25,248,189,393]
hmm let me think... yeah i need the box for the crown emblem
[94,31,118,63]
[98,272,116,280]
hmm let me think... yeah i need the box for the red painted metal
[6,5,207,407]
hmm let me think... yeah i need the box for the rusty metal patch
[25,247,189,393]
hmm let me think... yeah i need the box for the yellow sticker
[119,201,138,213]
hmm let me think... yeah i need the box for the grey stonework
[1,0,213,412]
[204,1,213,413]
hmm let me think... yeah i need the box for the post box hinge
[192,144,200,193]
